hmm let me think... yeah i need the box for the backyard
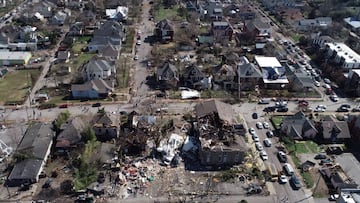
[0,69,41,105]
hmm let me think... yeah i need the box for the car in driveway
[263,122,269,129]
[256,122,263,129]
[134,55,139,60]
[255,142,263,151]
[290,175,301,190]
[328,194,339,201]
[252,134,260,142]
[263,138,272,147]
[136,40,142,45]
[320,158,333,165]
[266,130,274,138]
[278,151,287,163]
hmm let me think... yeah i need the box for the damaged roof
[195,100,235,124]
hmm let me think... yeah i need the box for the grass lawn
[0,69,41,105]
[291,33,302,43]
[201,90,232,98]
[305,141,318,153]
[301,171,314,188]
[116,56,131,89]
[271,116,284,130]
[154,6,184,22]
[71,53,95,71]
[122,27,135,54]
[286,142,308,154]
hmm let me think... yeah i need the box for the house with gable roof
[92,113,118,142]
[154,19,174,42]
[81,56,116,81]
[156,62,179,89]
[281,111,318,140]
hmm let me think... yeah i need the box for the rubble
[157,133,185,165]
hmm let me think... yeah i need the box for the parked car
[255,142,263,151]
[298,100,309,106]
[324,78,331,84]
[252,112,258,119]
[277,151,287,163]
[58,104,68,108]
[290,175,301,190]
[340,104,351,109]
[330,95,338,102]
[256,122,263,129]
[263,106,276,112]
[136,40,142,45]
[258,99,270,104]
[263,138,272,147]
[266,131,274,138]
[314,81,320,87]
[320,158,333,165]
[249,127,255,135]
[252,134,260,142]
[352,106,360,112]
[277,107,288,112]
[134,55,139,60]
[328,194,339,201]
[260,150,268,160]
[263,122,269,129]
[336,107,349,112]
[314,154,327,160]
[279,175,288,184]
[92,103,101,107]
[275,101,287,107]
[316,105,327,109]
[314,107,325,112]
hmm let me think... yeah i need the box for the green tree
[53,111,71,132]
[82,126,96,143]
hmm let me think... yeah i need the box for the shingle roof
[156,19,174,31]
[7,123,53,184]
[237,63,262,78]
[282,112,317,139]
[321,116,351,139]
[195,100,235,124]
[56,117,85,148]
[71,79,114,93]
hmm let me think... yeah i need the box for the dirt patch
[310,168,329,198]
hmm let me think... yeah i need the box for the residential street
[131,0,156,106]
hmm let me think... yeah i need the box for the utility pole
[237,66,240,101]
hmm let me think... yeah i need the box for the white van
[283,163,294,176]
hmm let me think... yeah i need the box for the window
[217,154,222,163]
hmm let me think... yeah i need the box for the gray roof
[98,44,119,58]
[156,19,174,31]
[344,17,360,29]
[212,21,228,27]
[183,65,206,79]
[56,117,86,148]
[85,57,115,73]
[71,79,114,93]
[247,19,271,30]
[321,116,351,139]
[195,100,235,124]
[237,63,262,78]
[282,112,317,139]
[157,62,178,79]
[92,113,116,126]
[8,123,54,184]
[94,20,125,38]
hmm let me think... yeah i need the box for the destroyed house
[195,100,248,166]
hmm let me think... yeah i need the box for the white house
[83,57,116,81]
[254,56,289,89]
[325,42,360,69]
